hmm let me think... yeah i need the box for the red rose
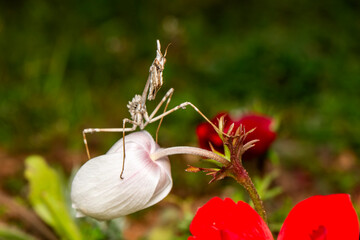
[189,194,359,240]
[196,113,276,160]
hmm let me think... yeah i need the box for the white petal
[106,131,156,155]
[144,155,172,208]
[71,131,172,220]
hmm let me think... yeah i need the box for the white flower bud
[71,131,172,220]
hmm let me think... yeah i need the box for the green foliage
[24,155,82,240]
[1,0,360,154]
[253,172,282,201]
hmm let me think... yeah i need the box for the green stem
[232,161,267,222]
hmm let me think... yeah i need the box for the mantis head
[148,40,171,100]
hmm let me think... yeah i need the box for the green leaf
[200,158,223,167]
[0,224,36,240]
[253,171,282,201]
[224,145,231,159]
[268,149,280,166]
[263,187,282,200]
[24,155,83,240]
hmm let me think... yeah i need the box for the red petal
[196,123,211,138]
[188,226,222,240]
[237,114,276,160]
[189,197,273,240]
[278,194,359,240]
[196,123,215,150]
[212,112,232,126]
[196,113,231,154]
[210,133,223,146]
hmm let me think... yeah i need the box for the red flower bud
[196,113,231,153]
[196,112,276,160]
[238,114,276,160]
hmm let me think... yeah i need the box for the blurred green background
[1,0,360,239]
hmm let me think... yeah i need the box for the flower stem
[150,146,229,165]
[232,161,267,222]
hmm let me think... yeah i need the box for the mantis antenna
[83,40,219,179]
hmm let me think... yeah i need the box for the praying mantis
[83,40,219,179]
